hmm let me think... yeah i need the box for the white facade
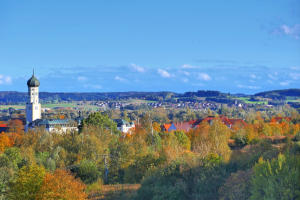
[117,124,135,133]
[26,86,41,126]
[46,126,78,134]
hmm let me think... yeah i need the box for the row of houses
[161,116,247,132]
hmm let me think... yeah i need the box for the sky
[0,0,299,94]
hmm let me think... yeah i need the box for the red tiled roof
[174,122,192,132]
[162,124,172,131]
[228,119,247,127]
[0,124,8,128]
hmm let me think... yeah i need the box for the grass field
[42,103,77,108]
[234,97,268,105]
[286,99,300,103]
[0,105,25,110]
[88,184,140,200]
[0,103,99,111]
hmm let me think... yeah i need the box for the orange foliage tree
[0,133,12,152]
[36,169,87,200]
[8,119,24,133]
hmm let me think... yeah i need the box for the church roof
[113,119,133,127]
[31,119,76,127]
[27,74,40,87]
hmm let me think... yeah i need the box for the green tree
[250,154,300,200]
[174,131,191,150]
[218,170,253,200]
[0,147,22,170]
[0,167,14,200]
[82,112,118,133]
[8,164,46,200]
[74,159,101,184]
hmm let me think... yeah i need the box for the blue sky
[0,0,299,94]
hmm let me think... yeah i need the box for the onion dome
[27,70,40,87]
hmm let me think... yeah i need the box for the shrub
[74,159,101,184]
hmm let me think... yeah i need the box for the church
[25,71,78,133]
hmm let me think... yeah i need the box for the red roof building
[0,124,9,133]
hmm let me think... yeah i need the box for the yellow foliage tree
[0,133,12,152]
[36,169,87,200]
[8,164,46,200]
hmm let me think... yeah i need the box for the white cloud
[290,66,300,71]
[182,78,189,83]
[77,76,87,81]
[178,70,190,76]
[0,75,12,85]
[280,81,290,86]
[181,64,198,69]
[268,73,278,80]
[198,73,211,81]
[182,71,190,76]
[290,73,300,80]
[279,24,300,39]
[157,69,172,78]
[114,75,127,82]
[131,63,145,73]
[237,84,260,90]
[250,74,257,79]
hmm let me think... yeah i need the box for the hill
[254,89,300,99]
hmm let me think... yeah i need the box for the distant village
[0,72,298,135]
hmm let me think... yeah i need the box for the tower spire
[33,68,35,76]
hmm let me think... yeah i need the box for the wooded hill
[0,89,299,104]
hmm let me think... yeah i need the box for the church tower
[26,70,41,126]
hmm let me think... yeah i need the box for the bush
[218,170,252,200]
[250,154,300,200]
[174,131,191,150]
[74,159,101,184]
[135,156,231,200]
[294,132,300,141]
[233,134,248,147]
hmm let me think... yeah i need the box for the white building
[31,119,78,133]
[25,71,78,133]
[25,71,41,130]
[113,119,135,134]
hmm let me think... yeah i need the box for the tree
[152,122,161,133]
[36,169,87,200]
[8,119,24,134]
[218,170,253,200]
[82,112,117,133]
[193,120,231,161]
[250,154,300,200]
[74,159,101,184]
[8,164,46,200]
[0,134,12,152]
[174,131,191,150]
[0,167,13,200]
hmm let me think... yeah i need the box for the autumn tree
[36,169,87,200]
[8,119,24,134]
[193,119,231,161]
[0,134,12,152]
[152,122,161,133]
[8,164,45,200]
[173,131,191,150]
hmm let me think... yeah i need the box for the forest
[0,89,299,104]
[0,107,300,200]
